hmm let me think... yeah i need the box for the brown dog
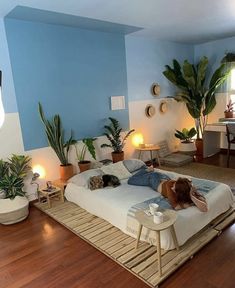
[89,174,120,191]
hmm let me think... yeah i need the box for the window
[227,68,235,107]
[230,68,235,91]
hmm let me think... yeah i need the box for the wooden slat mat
[34,201,235,287]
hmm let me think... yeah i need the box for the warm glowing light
[231,68,235,90]
[33,165,46,179]
[132,133,144,147]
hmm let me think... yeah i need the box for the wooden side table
[136,145,161,167]
[52,179,68,193]
[38,187,64,208]
[135,209,179,276]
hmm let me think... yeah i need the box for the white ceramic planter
[0,196,29,225]
[178,142,196,155]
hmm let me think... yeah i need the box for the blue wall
[4,19,129,150]
[194,36,235,92]
[125,36,194,101]
[195,35,235,70]
[4,13,233,154]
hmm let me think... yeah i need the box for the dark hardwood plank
[200,153,235,169]
[0,208,149,288]
[1,207,235,288]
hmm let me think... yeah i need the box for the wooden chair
[226,124,235,167]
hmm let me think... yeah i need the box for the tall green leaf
[183,60,196,91]
[196,56,208,91]
[38,102,74,165]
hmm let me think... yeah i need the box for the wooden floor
[0,153,235,288]
[200,152,235,169]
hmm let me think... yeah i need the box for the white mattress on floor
[65,169,234,250]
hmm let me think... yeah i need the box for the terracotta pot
[78,161,91,173]
[195,138,203,159]
[111,151,124,163]
[224,111,233,118]
[60,164,74,181]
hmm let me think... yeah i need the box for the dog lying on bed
[89,174,120,190]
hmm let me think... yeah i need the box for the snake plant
[163,56,230,138]
[38,103,76,165]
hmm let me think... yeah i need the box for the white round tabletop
[135,209,177,231]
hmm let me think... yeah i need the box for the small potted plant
[74,138,97,172]
[101,117,135,163]
[175,127,197,154]
[224,99,234,118]
[0,155,31,225]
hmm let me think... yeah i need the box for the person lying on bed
[88,174,121,191]
[128,166,208,212]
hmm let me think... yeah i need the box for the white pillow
[68,168,102,187]
[101,161,132,180]
[123,159,146,173]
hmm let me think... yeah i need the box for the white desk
[203,122,234,157]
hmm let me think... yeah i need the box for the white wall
[125,98,195,160]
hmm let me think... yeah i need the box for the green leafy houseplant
[75,138,97,172]
[224,99,234,118]
[0,155,31,200]
[163,56,230,138]
[75,138,97,162]
[175,127,197,143]
[101,117,135,162]
[38,103,76,166]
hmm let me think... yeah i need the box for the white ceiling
[1,0,235,44]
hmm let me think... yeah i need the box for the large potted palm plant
[163,56,230,156]
[101,117,135,163]
[38,103,76,180]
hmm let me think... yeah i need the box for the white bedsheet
[65,169,234,250]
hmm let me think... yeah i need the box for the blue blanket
[127,176,219,218]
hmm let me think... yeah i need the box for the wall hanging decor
[151,83,161,96]
[159,100,168,114]
[145,104,156,118]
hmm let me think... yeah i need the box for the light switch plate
[111,96,125,110]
